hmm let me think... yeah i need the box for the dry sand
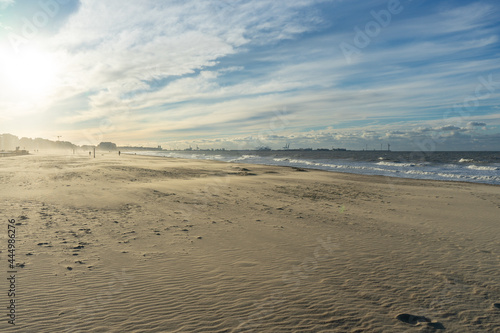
[0,152,499,332]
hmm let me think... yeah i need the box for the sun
[0,45,60,102]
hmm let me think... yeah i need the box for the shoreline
[125,151,500,187]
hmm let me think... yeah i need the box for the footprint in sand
[396,313,445,329]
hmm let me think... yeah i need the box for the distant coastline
[0,149,29,157]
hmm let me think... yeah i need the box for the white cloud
[0,0,14,10]
[45,0,327,124]
[2,0,499,151]
[438,2,494,33]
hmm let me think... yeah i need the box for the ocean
[130,150,500,185]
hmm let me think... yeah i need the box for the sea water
[131,150,500,185]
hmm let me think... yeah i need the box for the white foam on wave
[404,169,435,176]
[466,165,499,171]
[281,159,500,184]
[459,158,474,163]
[376,161,416,167]
[131,151,500,185]
[230,155,260,162]
[436,172,500,182]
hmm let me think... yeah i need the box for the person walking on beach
[118,151,121,156]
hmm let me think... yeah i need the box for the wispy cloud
[1,0,499,150]
[0,0,14,10]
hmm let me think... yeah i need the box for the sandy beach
[1,152,499,332]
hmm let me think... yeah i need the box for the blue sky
[0,0,499,150]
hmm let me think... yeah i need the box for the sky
[0,0,499,151]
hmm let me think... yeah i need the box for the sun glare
[0,46,60,101]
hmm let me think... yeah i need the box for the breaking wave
[131,151,500,185]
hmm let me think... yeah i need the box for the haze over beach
[1,0,500,332]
